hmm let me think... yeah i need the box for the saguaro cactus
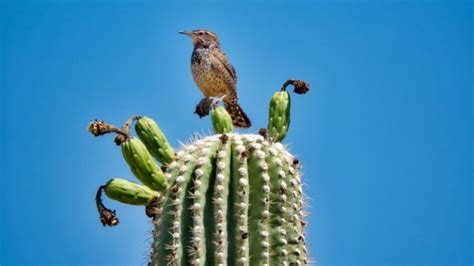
[88,80,310,265]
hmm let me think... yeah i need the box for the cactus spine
[89,80,309,265]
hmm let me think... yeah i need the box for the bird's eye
[198,32,203,35]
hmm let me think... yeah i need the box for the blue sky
[0,1,472,265]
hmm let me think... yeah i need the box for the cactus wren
[180,29,252,128]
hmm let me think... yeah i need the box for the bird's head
[179,29,220,47]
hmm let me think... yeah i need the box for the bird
[179,29,252,128]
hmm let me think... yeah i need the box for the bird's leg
[211,94,227,106]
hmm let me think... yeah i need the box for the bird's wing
[211,49,237,84]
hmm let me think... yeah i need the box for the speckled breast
[191,48,235,98]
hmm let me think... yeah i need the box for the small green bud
[211,106,234,134]
[121,137,168,191]
[268,91,291,142]
[135,116,175,165]
[105,178,159,205]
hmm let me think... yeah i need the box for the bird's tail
[224,99,252,128]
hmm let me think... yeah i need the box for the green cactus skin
[104,178,159,205]
[121,137,168,191]
[135,116,175,165]
[266,144,290,265]
[96,133,308,265]
[228,135,250,264]
[212,140,231,264]
[247,139,271,265]
[274,143,308,263]
[268,90,291,142]
[211,106,234,134]
[146,133,307,266]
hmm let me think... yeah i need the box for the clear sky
[0,1,472,265]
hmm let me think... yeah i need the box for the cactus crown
[88,79,310,265]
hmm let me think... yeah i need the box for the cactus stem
[121,115,141,134]
[113,115,141,145]
[95,185,119,227]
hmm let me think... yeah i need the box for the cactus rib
[190,140,220,265]
[246,135,271,265]
[212,137,232,264]
[266,145,289,265]
[273,143,307,265]
[228,135,250,265]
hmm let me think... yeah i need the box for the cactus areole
[88,79,310,265]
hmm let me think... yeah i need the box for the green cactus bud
[211,106,234,134]
[121,137,168,191]
[268,90,291,142]
[105,178,159,205]
[135,116,175,165]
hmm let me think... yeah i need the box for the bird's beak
[179,31,192,37]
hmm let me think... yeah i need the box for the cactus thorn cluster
[88,79,310,265]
